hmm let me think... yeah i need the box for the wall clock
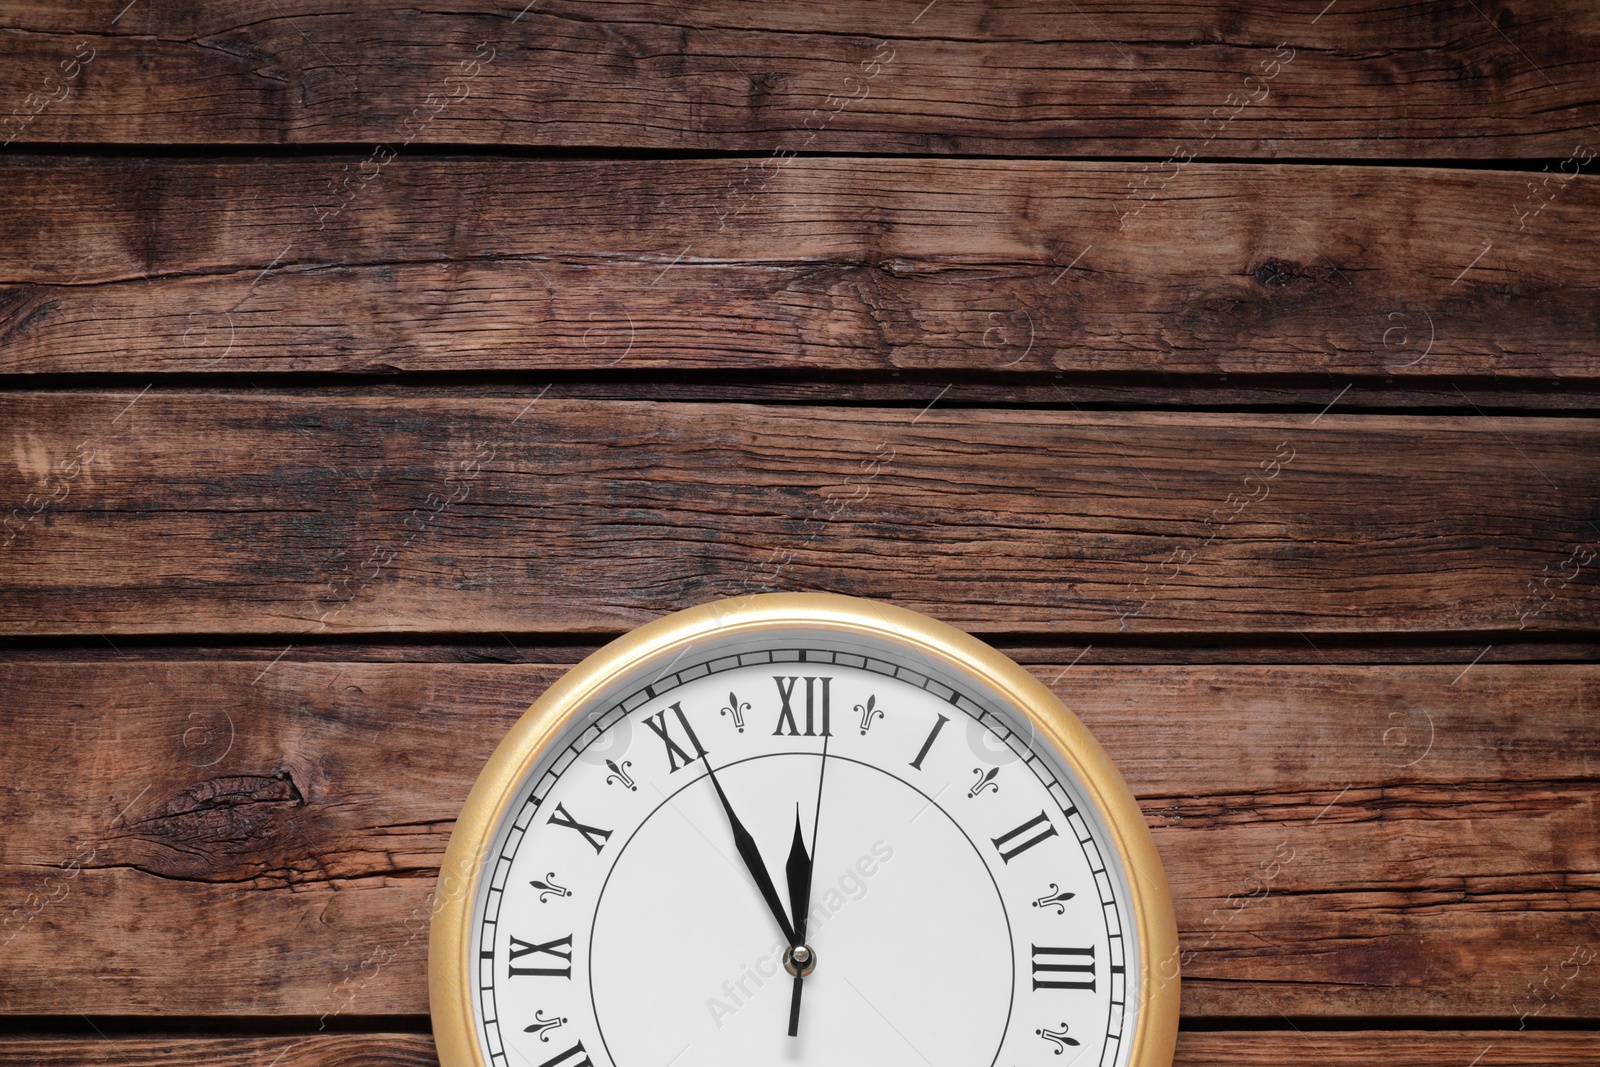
[431,593,1178,1067]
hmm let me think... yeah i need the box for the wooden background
[2,1,1598,1064]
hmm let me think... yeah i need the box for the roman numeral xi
[643,701,706,773]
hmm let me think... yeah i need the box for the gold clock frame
[430,592,1179,1067]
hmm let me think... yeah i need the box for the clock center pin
[783,944,817,977]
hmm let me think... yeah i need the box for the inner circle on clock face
[588,752,1014,1065]
[472,644,1133,1067]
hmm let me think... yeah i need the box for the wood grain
[4,0,1593,1050]
[2,158,1596,380]
[2,397,1596,637]
[1,661,1594,1018]
[4,1031,1599,1067]
[9,637,1600,668]
[13,379,1596,415]
[1,1,1597,155]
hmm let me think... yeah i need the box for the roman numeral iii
[508,933,573,978]
[772,675,832,736]
[1031,944,1096,991]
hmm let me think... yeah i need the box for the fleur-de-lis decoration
[1037,1023,1079,1054]
[605,759,637,791]
[530,872,570,904]
[524,1010,567,1041]
[968,765,1000,798]
[720,691,749,733]
[856,693,885,735]
[1033,883,1076,914]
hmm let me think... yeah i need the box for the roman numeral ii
[991,810,1059,863]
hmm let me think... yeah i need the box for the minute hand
[700,753,797,946]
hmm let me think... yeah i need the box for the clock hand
[785,806,813,949]
[699,751,797,947]
[785,731,829,1037]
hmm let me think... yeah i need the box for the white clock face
[465,637,1137,1067]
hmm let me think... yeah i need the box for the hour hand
[785,808,814,1038]
[700,754,796,946]
[786,730,829,1037]
[785,807,813,947]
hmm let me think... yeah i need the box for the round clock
[430,593,1178,1067]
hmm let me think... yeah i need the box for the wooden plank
[2,397,1596,637]
[2,1,1597,154]
[3,1031,1599,1067]
[0,661,1594,1018]
[0,1035,439,1067]
[7,638,1600,668]
[6,379,1599,415]
[3,158,1597,381]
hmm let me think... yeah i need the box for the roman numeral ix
[508,933,573,979]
